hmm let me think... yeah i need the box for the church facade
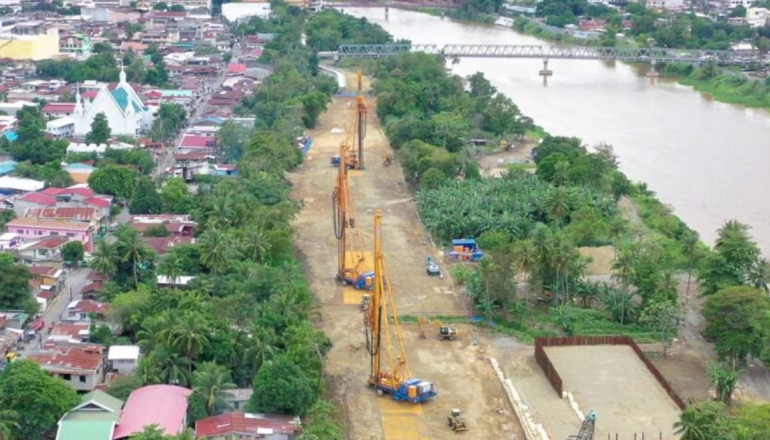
[73,67,154,138]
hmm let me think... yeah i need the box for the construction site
[289,71,683,440]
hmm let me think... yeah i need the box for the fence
[534,336,686,410]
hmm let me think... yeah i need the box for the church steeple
[74,83,84,116]
[119,60,127,84]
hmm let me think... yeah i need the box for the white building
[645,0,685,9]
[107,345,141,375]
[746,7,769,26]
[73,66,154,138]
[222,2,272,22]
[46,116,75,138]
[727,0,754,7]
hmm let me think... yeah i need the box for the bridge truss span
[336,43,747,65]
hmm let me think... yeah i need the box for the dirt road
[289,72,523,439]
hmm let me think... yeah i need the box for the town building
[27,344,106,392]
[46,116,75,139]
[55,390,124,440]
[5,218,94,252]
[746,7,769,26]
[59,32,94,57]
[195,412,301,440]
[0,27,60,61]
[66,299,109,321]
[73,66,154,138]
[107,345,140,375]
[112,385,192,439]
[0,176,45,195]
[28,266,65,294]
[14,235,69,263]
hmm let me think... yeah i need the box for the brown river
[345,7,770,255]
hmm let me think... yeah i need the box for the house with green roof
[55,390,124,440]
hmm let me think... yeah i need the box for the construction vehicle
[332,70,368,170]
[418,317,458,341]
[333,142,373,290]
[499,139,512,151]
[366,211,437,403]
[425,256,441,276]
[447,409,468,433]
[567,411,596,440]
[448,239,485,262]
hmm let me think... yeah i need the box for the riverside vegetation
[306,9,770,439]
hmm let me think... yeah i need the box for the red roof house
[227,63,246,75]
[195,413,301,439]
[179,135,216,149]
[113,385,192,439]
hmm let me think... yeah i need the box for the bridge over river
[328,43,755,66]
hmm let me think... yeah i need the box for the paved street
[17,267,91,357]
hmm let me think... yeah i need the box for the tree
[707,362,738,405]
[673,401,728,440]
[699,220,760,296]
[217,120,250,163]
[61,241,84,264]
[169,4,184,11]
[160,178,195,214]
[88,165,137,200]
[0,361,79,440]
[115,226,154,287]
[298,400,344,440]
[165,312,210,366]
[702,286,770,368]
[129,177,162,215]
[0,264,37,315]
[85,113,111,145]
[152,1,167,10]
[90,239,117,277]
[105,374,143,401]
[639,299,683,358]
[191,362,235,415]
[0,410,19,440]
[246,355,316,416]
[128,425,174,440]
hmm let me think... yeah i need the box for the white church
[73,66,154,138]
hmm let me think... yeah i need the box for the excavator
[567,411,596,440]
[333,142,373,289]
[331,70,368,170]
[417,317,458,341]
[365,210,437,403]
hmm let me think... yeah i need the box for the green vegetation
[304,9,393,51]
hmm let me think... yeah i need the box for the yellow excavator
[365,211,437,403]
[417,317,458,341]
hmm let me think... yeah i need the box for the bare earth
[289,72,524,440]
[546,345,681,440]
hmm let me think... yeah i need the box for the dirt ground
[289,72,524,440]
[476,140,536,178]
[547,345,681,440]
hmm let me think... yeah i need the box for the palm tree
[136,313,174,353]
[707,362,738,404]
[166,312,210,368]
[611,246,634,325]
[513,239,538,293]
[192,362,236,415]
[116,227,153,286]
[0,410,19,440]
[90,239,117,277]
[750,258,770,293]
[575,280,599,309]
[242,226,271,262]
[199,229,241,275]
[552,160,570,186]
[244,328,278,372]
[682,230,699,298]
[208,194,233,230]
[146,345,190,386]
[673,406,705,440]
[136,357,162,385]
[450,55,460,73]
[158,252,185,287]
[608,217,629,260]
[545,186,571,225]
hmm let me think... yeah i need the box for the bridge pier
[539,58,553,85]
[647,59,660,79]
[385,7,389,19]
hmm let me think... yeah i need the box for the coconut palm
[244,328,278,372]
[136,357,161,385]
[681,230,700,298]
[750,258,770,294]
[192,362,236,415]
[513,239,538,292]
[166,312,210,367]
[673,402,726,440]
[242,226,271,262]
[147,345,190,386]
[158,251,185,287]
[552,160,570,186]
[545,186,572,225]
[0,409,19,440]
[199,228,242,275]
[89,239,117,277]
[115,226,154,286]
[673,406,705,440]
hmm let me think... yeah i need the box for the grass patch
[680,76,770,109]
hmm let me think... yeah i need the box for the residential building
[728,0,754,7]
[0,232,21,250]
[56,390,124,440]
[0,176,45,195]
[15,235,69,263]
[0,311,29,330]
[156,275,195,287]
[48,322,91,344]
[73,67,154,138]
[42,102,77,118]
[13,186,112,219]
[5,218,94,252]
[195,413,301,440]
[107,345,140,375]
[645,0,684,8]
[24,206,107,232]
[59,32,94,56]
[226,388,253,411]
[82,271,108,301]
[112,385,192,439]
[222,2,272,22]
[46,116,75,138]
[28,344,105,392]
[0,27,60,61]
[66,299,108,321]
[746,7,769,27]
[129,214,195,237]
[28,266,64,294]
[143,235,193,255]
